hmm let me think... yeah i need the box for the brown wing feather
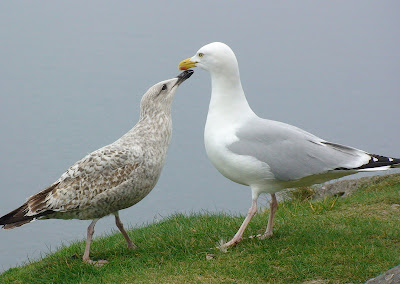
[1,145,140,227]
[26,146,140,215]
[27,183,59,213]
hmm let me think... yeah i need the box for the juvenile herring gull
[0,70,194,264]
[179,42,400,248]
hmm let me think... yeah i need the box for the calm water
[1,2,399,272]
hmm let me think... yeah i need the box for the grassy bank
[1,174,400,283]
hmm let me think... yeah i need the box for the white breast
[204,111,275,187]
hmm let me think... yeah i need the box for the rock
[365,265,400,284]
[311,173,400,200]
[391,204,400,209]
[205,254,215,260]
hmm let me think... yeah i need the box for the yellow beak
[178,57,196,70]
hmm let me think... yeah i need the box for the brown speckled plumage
[0,70,194,264]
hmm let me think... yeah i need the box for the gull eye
[161,84,167,91]
[198,53,204,58]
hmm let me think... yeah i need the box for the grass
[1,174,400,283]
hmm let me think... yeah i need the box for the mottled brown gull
[0,70,194,264]
[179,42,400,249]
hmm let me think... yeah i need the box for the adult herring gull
[0,70,194,264]
[179,42,400,248]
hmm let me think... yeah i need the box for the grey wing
[25,145,141,216]
[228,118,372,181]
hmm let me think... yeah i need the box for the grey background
[0,1,399,272]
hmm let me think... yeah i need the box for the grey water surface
[1,1,399,272]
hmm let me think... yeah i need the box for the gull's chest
[204,111,237,158]
[204,107,280,187]
[204,115,260,185]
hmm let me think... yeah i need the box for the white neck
[208,69,253,118]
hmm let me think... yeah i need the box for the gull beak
[178,57,196,70]
[174,70,194,87]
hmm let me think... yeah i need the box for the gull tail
[0,203,54,229]
[0,183,58,229]
[0,203,35,229]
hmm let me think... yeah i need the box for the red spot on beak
[180,66,187,70]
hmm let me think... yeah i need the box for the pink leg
[222,199,257,248]
[83,219,108,266]
[260,193,278,239]
[114,212,136,249]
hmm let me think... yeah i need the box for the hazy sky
[0,1,399,271]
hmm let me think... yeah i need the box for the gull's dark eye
[161,84,167,91]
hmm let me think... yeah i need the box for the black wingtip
[359,154,400,170]
[335,154,400,171]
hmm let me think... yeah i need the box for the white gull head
[180,42,239,75]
